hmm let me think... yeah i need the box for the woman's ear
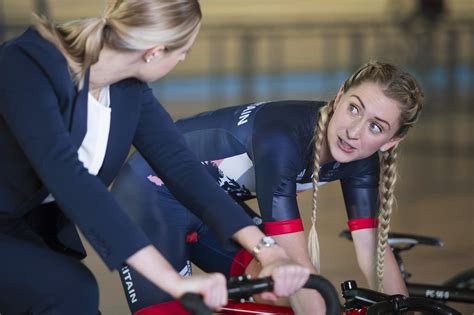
[380,136,404,152]
[143,45,166,63]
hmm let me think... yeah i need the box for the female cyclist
[111,61,424,314]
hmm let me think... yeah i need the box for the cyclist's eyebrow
[350,94,391,130]
[351,95,366,110]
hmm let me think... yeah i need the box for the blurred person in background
[0,0,309,314]
[112,61,424,314]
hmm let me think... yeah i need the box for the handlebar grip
[179,292,212,315]
[227,276,273,300]
[303,274,341,315]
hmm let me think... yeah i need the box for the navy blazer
[0,28,253,269]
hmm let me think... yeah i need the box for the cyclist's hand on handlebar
[257,246,310,301]
[173,273,228,310]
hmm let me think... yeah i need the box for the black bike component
[227,275,273,301]
[180,274,341,315]
[342,280,462,315]
[341,280,390,309]
[366,296,461,315]
[340,230,474,306]
[407,283,474,303]
[304,274,341,315]
[179,292,212,315]
[226,274,341,315]
[443,268,474,290]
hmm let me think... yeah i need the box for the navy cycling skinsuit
[111,100,379,312]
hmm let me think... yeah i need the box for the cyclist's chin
[331,148,360,164]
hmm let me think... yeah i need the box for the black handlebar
[179,292,213,315]
[180,274,341,315]
[303,274,341,315]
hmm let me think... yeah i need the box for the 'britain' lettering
[237,102,265,126]
[121,266,138,304]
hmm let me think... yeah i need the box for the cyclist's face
[327,82,403,163]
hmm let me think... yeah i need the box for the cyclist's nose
[346,121,362,140]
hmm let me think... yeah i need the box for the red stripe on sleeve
[347,218,378,231]
[263,218,304,236]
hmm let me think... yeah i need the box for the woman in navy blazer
[0,1,309,314]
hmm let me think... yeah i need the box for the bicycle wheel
[443,268,474,290]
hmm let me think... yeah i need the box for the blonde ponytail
[33,0,202,89]
[34,14,107,89]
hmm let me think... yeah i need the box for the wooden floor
[82,146,474,314]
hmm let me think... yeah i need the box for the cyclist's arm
[341,156,407,295]
[133,85,255,243]
[126,245,228,309]
[250,126,325,314]
[352,229,408,295]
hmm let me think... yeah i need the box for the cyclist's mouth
[337,136,356,153]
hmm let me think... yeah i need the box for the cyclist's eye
[370,122,382,134]
[348,104,359,115]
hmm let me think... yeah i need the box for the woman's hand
[257,245,310,301]
[243,233,327,314]
[232,226,310,301]
[171,273,228,310]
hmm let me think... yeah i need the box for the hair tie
[101,15,110,25]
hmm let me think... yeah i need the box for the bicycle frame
[340,230,474,305]
[392,244,474,304]
[407,282,474,304]
[341,280,462,315]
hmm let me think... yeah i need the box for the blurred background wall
[1,1,472,314]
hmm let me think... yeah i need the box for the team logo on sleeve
[203,154,255,200]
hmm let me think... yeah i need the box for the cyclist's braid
[376,147,398,291]
[308,102,334,271]
[309,61,423,285]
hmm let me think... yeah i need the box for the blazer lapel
[69,70,90,149]
[97,82,141,185]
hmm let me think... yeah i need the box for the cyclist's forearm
[289,288,326,315]
[382,247,408,295]
[273,232,324,314]
[352,229,377,287]
[232,225,289,265]
[272,232,319,273]
[352,230,408,294]
[125,245,181,297]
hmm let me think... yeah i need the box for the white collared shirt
[43,86,111,203]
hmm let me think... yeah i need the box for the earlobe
[143,45,166,63]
